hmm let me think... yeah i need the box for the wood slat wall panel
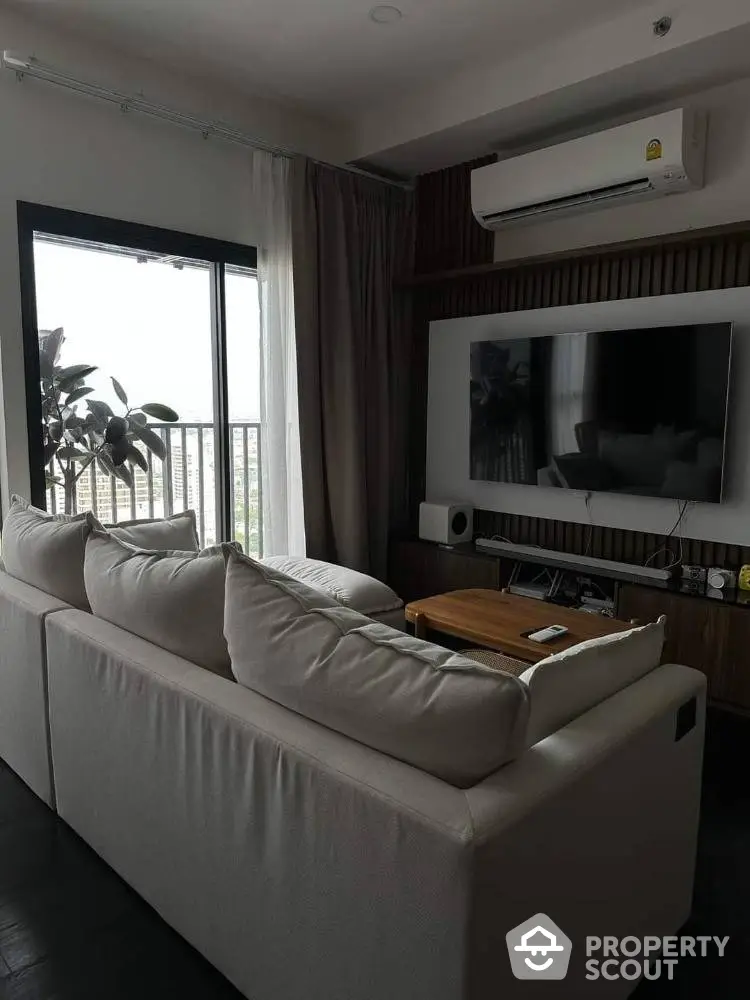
[414,156,495,275]
[407,214,750,570]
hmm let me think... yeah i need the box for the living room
[0,1,748,998]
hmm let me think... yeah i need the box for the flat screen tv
[469,323,732,503]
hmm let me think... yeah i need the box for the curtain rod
[1,51,413,191]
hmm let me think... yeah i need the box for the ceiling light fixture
[369,5,403,24]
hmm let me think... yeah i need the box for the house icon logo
[506,914,572,980]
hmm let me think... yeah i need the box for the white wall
[0,7,346,512]
[427,289,750,547]
[493,77,750,262]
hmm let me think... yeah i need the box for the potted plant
[40,327,179,514]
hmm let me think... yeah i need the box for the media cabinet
[389,537,750,715]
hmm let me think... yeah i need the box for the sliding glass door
[18,204,260,553]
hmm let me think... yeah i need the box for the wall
[427,288,750,547]
[494,77,750,262]
[0,7,346,512]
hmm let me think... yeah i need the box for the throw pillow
[84,530,237,678]
[224,550,529,788]
[105,510,199,551]
[520,616,666,745]
[1,495,93,608]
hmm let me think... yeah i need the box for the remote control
[527,625,569,643]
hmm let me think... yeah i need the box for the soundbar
[475,538,675,585]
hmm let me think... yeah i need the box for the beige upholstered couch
[0,567,705,1000]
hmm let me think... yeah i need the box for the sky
[33,239,260,424]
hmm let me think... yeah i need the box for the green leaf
[140,403,179,423]
[45,472,63,489]
[105,416,128,444]
[63,413,83,429]
[111,438,129,466]
[49,421,63,442]
[56,365,98,392]
[39,328,65,368]
[86,399,114,423]
[56,446,89,461]
[97,446,116,477]
[129,411,148,426]
[131,422,166,460]
[43,441,59,466]
[111,377,128,407]
[127,445,149,474]
[64,386,94,406]
[113,464,133,489]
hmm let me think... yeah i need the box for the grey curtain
[292,159,414,579]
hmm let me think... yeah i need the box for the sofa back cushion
[105,510,199,551]
[224,550,529,787]
[520,617,666,745]
[261,555,403,618]
[84,531,235,677]
[1,495,93,608]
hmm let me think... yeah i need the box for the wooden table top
[404,589,630,663]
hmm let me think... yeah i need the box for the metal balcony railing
[47,421,262,555]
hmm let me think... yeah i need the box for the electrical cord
[643,500,690,569]
[583,492,594,556]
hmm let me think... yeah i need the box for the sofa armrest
[463,664,705,995]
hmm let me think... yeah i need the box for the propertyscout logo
[506,915,572,980]
[506,914,729,983]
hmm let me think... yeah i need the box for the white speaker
[419,502,473,545]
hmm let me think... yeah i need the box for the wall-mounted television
[469,323,732,503]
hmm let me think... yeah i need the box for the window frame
[17,201,258,542]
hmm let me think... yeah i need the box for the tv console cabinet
[389,537,750,714]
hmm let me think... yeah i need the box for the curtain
[251,151,306,557]
[292,159,414,579]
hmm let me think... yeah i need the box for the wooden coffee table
[405,589,630,664]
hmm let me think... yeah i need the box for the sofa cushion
[84,531,235,678]
[520,617,666,745]
[224,550,529,787]
[105,510,199,551]
[1,495,93,608]
[261,555,403,618]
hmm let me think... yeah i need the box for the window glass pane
[225,266,262,556]
[33,234,219,544]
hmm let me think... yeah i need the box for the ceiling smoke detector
[369,5,403,24]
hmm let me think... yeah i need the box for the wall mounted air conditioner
[471,108,707,230]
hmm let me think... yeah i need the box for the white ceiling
[7,0,653,118]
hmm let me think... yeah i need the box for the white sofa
[0,564,705,1000]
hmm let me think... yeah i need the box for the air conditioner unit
[471,108,706,230]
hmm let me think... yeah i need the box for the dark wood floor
[0,760,243,1000]
[0,708,747,999]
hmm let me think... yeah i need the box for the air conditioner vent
[481,177,654,225]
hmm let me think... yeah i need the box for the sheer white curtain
[251,151,306,556]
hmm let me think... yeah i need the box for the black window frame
[17,201,258,541]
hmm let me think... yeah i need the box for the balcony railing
[47,421,262,555]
